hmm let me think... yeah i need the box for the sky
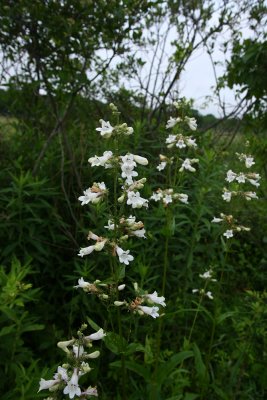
[179,47,236,117]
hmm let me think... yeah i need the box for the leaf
[193,343,209,386]
[86,316,101,332]
[125,342,145,355]
[216,311,236,325]
[184,393,200,400]
[157,351,194,386]
[0,325,16,337]
[110,360,150,381]
[104,332,128,355]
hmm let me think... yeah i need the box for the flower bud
[133,155,148,165]
[114,301,125,306]
[118,194,125,203]
[57,339,75,353]
[86,350,100,359]
[94,240,106,251]
[118,284,126,291]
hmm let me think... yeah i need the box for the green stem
[150,210,171,400]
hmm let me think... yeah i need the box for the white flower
[211,217,223,223]
[120,154,136,168]
[138,305,160,318]
[244,191,258,201]
[236,173,246,183]
[78,182,107,205]
[144,291,166,306]
[81,387,98,397]
[78,189,99,205]
[38,378,60,392]
[133,155,148,165]
[187,138,197,148]
[150,191,163,201]
[176,139,186,149]
[88,151,113,168]
[96,120,114,138]
[54,366,68,381]
[80,362,92,374]
[118,284,126,291]
[131,228,146,238]
[245,156,255,168]
[73,345,84,358]
[206,291,213,300]
[104,219,115,230]
[223,229,234,239]
[222,191,232,202]
[176,193,189,204]
[63,368,81,399]
[226,170,237,183]
[166,117,180,129]
[74,277,91,290]
[116,246,134,265]
[247,178,260,187]
[121,164,138,184]
[157,161,167,171]
[199,270,216,280]
[166,134,177,144]
[185,116,197,130]
[127,191,148,208]
[78,245,95,257]
[163,194,172,204]
[180,158,197,172]
[85,328,106,341]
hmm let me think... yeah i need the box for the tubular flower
[88,150,114,168]
[116,246,134,265]
[78,182,107,205]
[127,191,148,209]
[96,120,114,138]
[143,291,166,306]
[63,368,81,399]
[179,158,199,172]
[138,305,160,318]
[185,116,197,130]
[84,328,106,342]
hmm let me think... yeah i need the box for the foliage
[0,258,44,399]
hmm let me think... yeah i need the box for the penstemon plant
[38,103,167,399]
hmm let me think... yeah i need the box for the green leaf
[125,342,145,355]
[86,316,101,332]
[104,332,128,355]
[110,360,150,381]
[157,351,194,386]
[193,343,209,386]
[0,325,16,337]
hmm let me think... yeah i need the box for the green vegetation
[0,1,266,399]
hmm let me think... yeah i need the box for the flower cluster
[222,152,260,204]
[105,215,146,239]
[78,182,107,205]
[165,133,197,149]
[113,283,166,319]
[39,325,105,398]
[150,188,188,206]
[192,269,217,300]
[213,148,260,239]
[152,102,199,208]
[96,119,133,139]
[78,231,134,265]
[77,104,164,323]
[212,213,250,239]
